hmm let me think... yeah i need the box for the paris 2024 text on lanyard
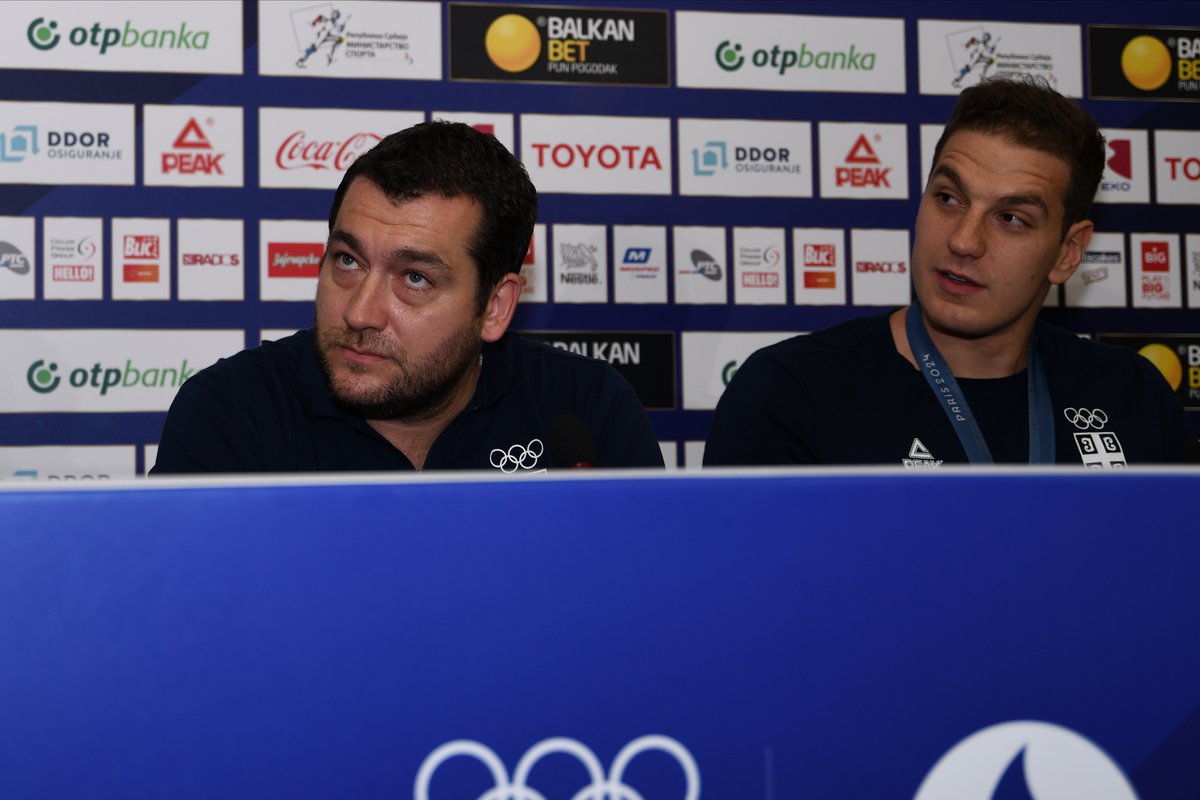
[905,300,1056,465]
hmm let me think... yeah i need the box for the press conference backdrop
[1,0,1199,475]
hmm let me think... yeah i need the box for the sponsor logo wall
[0,2,1196,466]
[0,445,135,481]
[682,331,804,410]
[518,330,676,408]
[258,0,442,81]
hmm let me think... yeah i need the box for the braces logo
[415,735,699,800]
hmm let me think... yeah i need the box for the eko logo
[914,720,1137,800]
[415,735,699,800]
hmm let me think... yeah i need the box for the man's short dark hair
[932,76,1106,240]
[328,120,539,315]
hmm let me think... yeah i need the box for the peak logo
[820,122,908,199]
[837,134,890,187]
[914,720,1137,800]
[145,105,243,186]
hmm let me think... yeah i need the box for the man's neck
[365,361,482,470]
[889,306,1033,379]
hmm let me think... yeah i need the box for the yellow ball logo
[1138,343,1182,390]
[485,14,541,73]
[1121,35,1172,91]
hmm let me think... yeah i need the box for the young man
[153,122,663,473]
[705,77,1194,468]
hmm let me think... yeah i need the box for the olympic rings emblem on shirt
[1063,408,1108,430]
[489,439,544,472]
[414,735,700,800]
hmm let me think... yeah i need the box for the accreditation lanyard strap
[904,301,1055,465]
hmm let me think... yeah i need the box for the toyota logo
[414,735,700,800]
[489,439,544,472]
[1062,408,1108,430]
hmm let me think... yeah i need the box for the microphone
[1178,440,1200,463]
[549,414,596,469]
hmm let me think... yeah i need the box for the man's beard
[314,316,483,423]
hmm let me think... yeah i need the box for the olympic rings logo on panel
[414,735,700,800]
[1063,408,1108,430]
[489,439,544,472]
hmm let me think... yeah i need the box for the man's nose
[343,270,390,331]
[947,209,987,259]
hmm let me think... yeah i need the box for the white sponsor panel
[1189,234,1200,310]
[43,216,102,300]
[851,228,910,306]
[431,112,515,154]
[260,219,326,302]
[4,328,244,412]
[1155,130,1200,205]
[917,19,1083,96]
[111,218,170,301]
[178,218,244,301]
[1130,233,1181,308]
[793,228,846,305]
[0,216,36,300]
[552,224,607,303]
[682,331,803,410]
[0,445,135,481]
[683,440,705,470]
[521,114,671,195]
[518,223,548,304]
[733,227,786,305]
[919,124,944,192]
[258,0,441,81]
[673,226,727,305]
[0,101,133,186]
[658,441,678,470]
[612,225,666,304]
[1095,129,1149,204]
[676,11,905,94]
[261,328,304,343]
[143,443,158,474]
[678,118,812,198]
[259,107,424,189]
[144,104,244,188]
[818,122,908,200]
[1065,232,1126,308]
[3,1,242,75]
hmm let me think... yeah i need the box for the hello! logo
[914,720,1138,800]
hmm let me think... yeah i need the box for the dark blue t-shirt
[152,329,664,473]
[704,312,1195,467]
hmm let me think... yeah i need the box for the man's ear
[481,272,522,342]
[1048,220,1094,286]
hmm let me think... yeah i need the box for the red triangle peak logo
[172,118,212,149]
[845,134,879,164]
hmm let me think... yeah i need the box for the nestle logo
[855,261,906,273]
[623,248,651,264]
[803,244,836,267]
[124,235,159,260]
[741,271,779,288]
[267,242,323,278]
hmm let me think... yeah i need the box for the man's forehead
[937,129,1071,180]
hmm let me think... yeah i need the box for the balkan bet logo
[123,235,160,283]
[276,132,380,172]
[268,242,323,278]
[161,117,223,175]
[837,135,890,188]
[1090,26,1200,101]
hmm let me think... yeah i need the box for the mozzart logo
[914,721,1138,800]
[27,357,197,396]
[27,16,212,55]
[715,39,878,74]
[415,736,698,800]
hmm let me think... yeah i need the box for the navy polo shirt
[151,329,664,473]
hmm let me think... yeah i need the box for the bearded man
[153,121,662,473]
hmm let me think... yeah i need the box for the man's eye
[405,272,429,287]
[937,191,960,206]
[335,253,358,270]
[1000,213,1028,228]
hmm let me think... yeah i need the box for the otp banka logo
[915,721,1138,800]
[27,17,212,54]
[415,735,699,800]
[26,358,197,395]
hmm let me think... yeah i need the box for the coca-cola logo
[275,132,381,172]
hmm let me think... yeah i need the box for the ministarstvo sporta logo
[27,358,197,395]
[27,16,212,55]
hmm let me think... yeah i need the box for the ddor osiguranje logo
[415,735,699,800]
[915,720,1138,800]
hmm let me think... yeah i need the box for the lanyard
[905,301,1055,465]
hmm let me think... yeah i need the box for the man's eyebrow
[930,165,1050,217]
[327,229,455,278]
[930,164,967,198]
